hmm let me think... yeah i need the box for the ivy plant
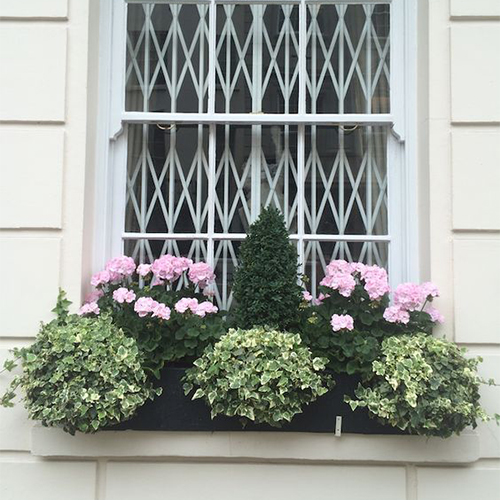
[345,333,499,438]
[183,327,331,426]
[1,291,159,435]
[231,207,303,330]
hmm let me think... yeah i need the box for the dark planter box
[112,367,403,434]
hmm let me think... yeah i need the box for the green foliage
[51,288,72,322]
[298,283,436,379]
[99,285,227,377]
[345,334,494,438]
[1,313,159,435]
[299,290,393,379]
[231,207,303,330]
[183,327,331,426]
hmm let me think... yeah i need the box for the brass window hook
[156,123,176,131]
[339,124,359,133]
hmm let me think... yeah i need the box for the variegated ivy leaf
[183,327,331,427]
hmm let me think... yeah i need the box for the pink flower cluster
[151,255,193,283]
[112,287,136,304]
[91,255,136,287]
[78,302,100,316]
[148,255,216,288]
[425,305,444,324]
[84,289,104,304]
[320,260,356,297]
[355,264,391,301]
[382,306,410,324]
[133,297,171,320]
[393,283,427,311]
[331,314,355,332]
[90,255,215,292]
[188,262,215,289]
[136,264,151,277]
[319,260,390,301]
[383,282,443,325]
[174,298,218,317]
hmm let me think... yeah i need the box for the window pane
[304,125,388,237]
[125,124,209,234]
[215,124,298,233]
[215,4,299,113]
[213,239,241,310]
[126,3,209,112]
[306,3,390,113]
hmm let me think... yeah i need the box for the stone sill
[31,426,480,464]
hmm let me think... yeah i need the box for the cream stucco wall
[1,1,499,499]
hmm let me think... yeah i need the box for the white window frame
[92,0,419,292]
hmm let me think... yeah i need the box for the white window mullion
[387,133,404,288]
[296,0,307,276]
[206,0,217,272]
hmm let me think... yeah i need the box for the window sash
[127,0,393,5]
[123,0,393,120]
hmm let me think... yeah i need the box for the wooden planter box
[112,367,403,434]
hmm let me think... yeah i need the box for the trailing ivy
[1,291,159,435]
[183,327,331,426]
[231,207,303,330]
[345,333,499,438]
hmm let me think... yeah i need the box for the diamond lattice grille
[123,2,392,310]
[306,3,390,113]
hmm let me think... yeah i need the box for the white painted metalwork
[122,112,394,124]
[96,0,416,310]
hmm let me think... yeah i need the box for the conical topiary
[232,206,302,330]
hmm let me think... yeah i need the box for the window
[97,0,416,310]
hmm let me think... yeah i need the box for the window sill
[31,425,480,464]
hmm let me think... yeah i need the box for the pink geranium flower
[112,287,136,304]
[90,270,111,287]
[320,273,356,297]
[151,255,192,283]
[136,263,151,277]
[383,305,410,324]
[84,289,104,304]
[193,301,218,317]
[425,305,444,324]
[134,297,159,317]
[174,297,199,314]
[105,255,136,282]
[393,283,427,312]
[330,314,354,332]
[78,301,100,316]
[421,282,440,300]
[361,265,390,301]
[188,262,215,289]
[326,259,353,275]
[152,303,171,321]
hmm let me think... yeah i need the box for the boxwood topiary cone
[232,206,302,329]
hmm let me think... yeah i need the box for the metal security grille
[119,0,395,310]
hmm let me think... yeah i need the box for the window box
[109,366,403,434]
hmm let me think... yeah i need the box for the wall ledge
[31,426,480,464]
